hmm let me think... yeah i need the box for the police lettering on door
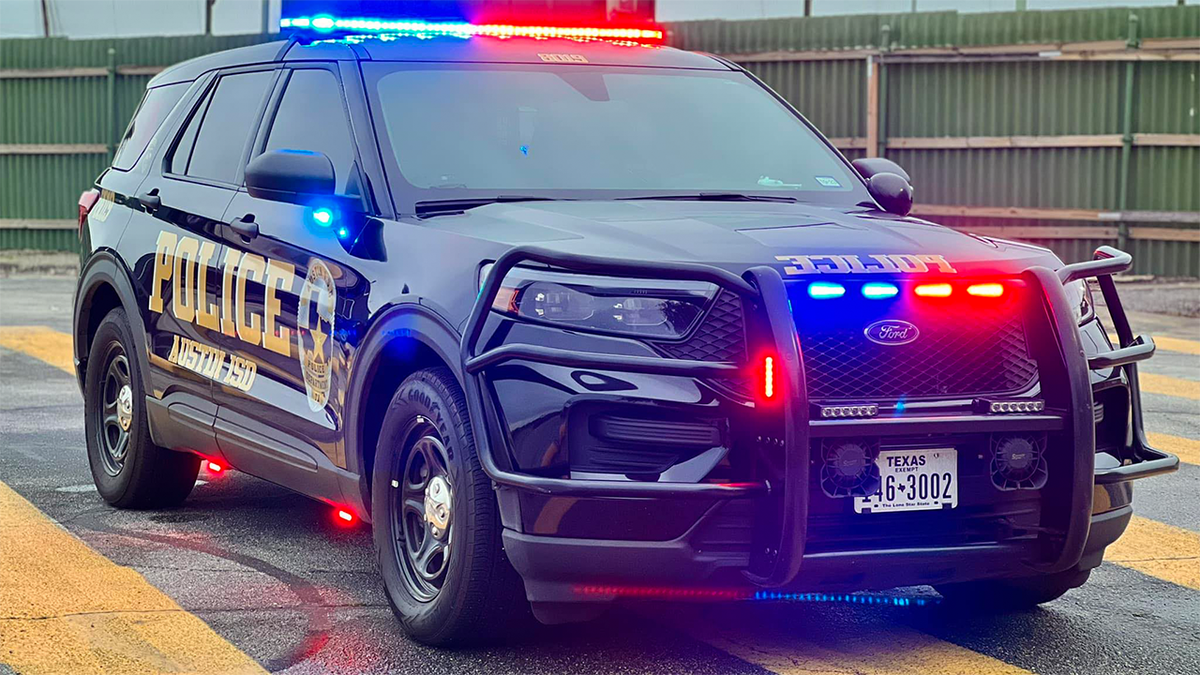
[148,230,335,405]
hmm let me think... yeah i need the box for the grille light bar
[914,283,953,298]
[861,282,899,299]
[808,281,846,299]
[968,282,1005,297]
[816,404,879,419]
[281,15,664,42]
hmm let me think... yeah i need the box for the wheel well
[359,338,447,496]
[81,281,122,381]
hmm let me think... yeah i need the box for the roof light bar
[281,15,664,42]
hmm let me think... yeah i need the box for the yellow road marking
[1147,432,1200,466]
[1139,373,1200,401]
[1107,516,1200,591]
[674,608,1029,675]
[0,325,75,374]
[0,481,267,675]
[1110,333,1200,356]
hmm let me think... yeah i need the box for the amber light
[967,283,1005,298]
[914,283,953,298]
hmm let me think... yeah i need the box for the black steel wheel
[372,367,530,646]
[84,309,200,508]
[393,425,454,602]
[95,344,133,476]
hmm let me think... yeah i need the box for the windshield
[365,63,867,209]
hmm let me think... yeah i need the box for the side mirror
[852,158,914,217]
[246,149,335,205]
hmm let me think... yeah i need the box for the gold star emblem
[310,318,328,363]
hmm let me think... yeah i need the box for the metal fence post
[106,45,117,159]
[878,25,891,158]
[1117,14,1140,252]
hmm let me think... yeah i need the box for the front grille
[798,304,1038,401]
[656,290,746,363]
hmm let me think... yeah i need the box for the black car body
[73,28,1178,644]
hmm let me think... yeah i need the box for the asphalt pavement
[1,275,1197,675]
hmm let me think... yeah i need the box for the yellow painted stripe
[1110,333,1200,356]
[0,481,267,675]
[1107,515,1200,591]
[1147,432,1200,466]
[0,325,75,374]
[1139,373,1200,401]
[676,609,1030,675]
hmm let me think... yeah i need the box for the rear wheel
[372,367,529,646]
[84,309,199,508]
[937,569,1090,610]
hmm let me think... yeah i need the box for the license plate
[854,448,958,514]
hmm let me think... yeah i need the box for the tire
[371,367,530,646]
[84,309,199,508]
[937,568,1090,610]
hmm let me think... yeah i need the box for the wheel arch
[74,250,149,395]
[343,302,466,517]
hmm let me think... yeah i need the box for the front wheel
[84,309,200,508]
[371,367,529,646]
[937,569,1090,610]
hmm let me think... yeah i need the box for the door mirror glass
[852,158,913,217]
[245,149,336,204]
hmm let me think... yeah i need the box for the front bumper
[461,246,1177,604]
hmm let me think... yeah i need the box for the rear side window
[263,69,357,194]
[112,83,186,171]
[181,70,274,184]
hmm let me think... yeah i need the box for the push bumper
[462,246,1177,603]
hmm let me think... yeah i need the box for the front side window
[262,68,357,194]
[182,70,274,184]
[367,63,865,207]
[113,83,187,171]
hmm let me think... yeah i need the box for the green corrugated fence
[1,6,1197,275]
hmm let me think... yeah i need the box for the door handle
[137,189,160,211]
[230,214,258,240]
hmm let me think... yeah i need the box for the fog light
[816,404,879,419]
[988,400,1045,414]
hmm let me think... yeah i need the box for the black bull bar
[460,245,1178,588]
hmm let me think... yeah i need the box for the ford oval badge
[864,319,919,346]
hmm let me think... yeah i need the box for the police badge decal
[298,259,336,412]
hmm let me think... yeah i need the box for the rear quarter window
[112,83,187,171]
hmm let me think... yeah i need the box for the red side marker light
[967,282,1005,298]
[763,355,776,400]
[205,460,224,473]
[336,509,356,525]
[914,283,953,298]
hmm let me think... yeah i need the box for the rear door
[127,68,277,453]
[211,64,373,491]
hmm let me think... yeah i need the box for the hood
[418,200,1062,278]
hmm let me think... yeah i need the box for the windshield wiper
[619,192,797,204]
[415,195,563,217]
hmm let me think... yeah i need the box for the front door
[211,64,372,494]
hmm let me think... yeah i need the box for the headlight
[1064,278,1095,325]
[487,267,717,339]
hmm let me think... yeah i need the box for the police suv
[73,18,1178,645]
